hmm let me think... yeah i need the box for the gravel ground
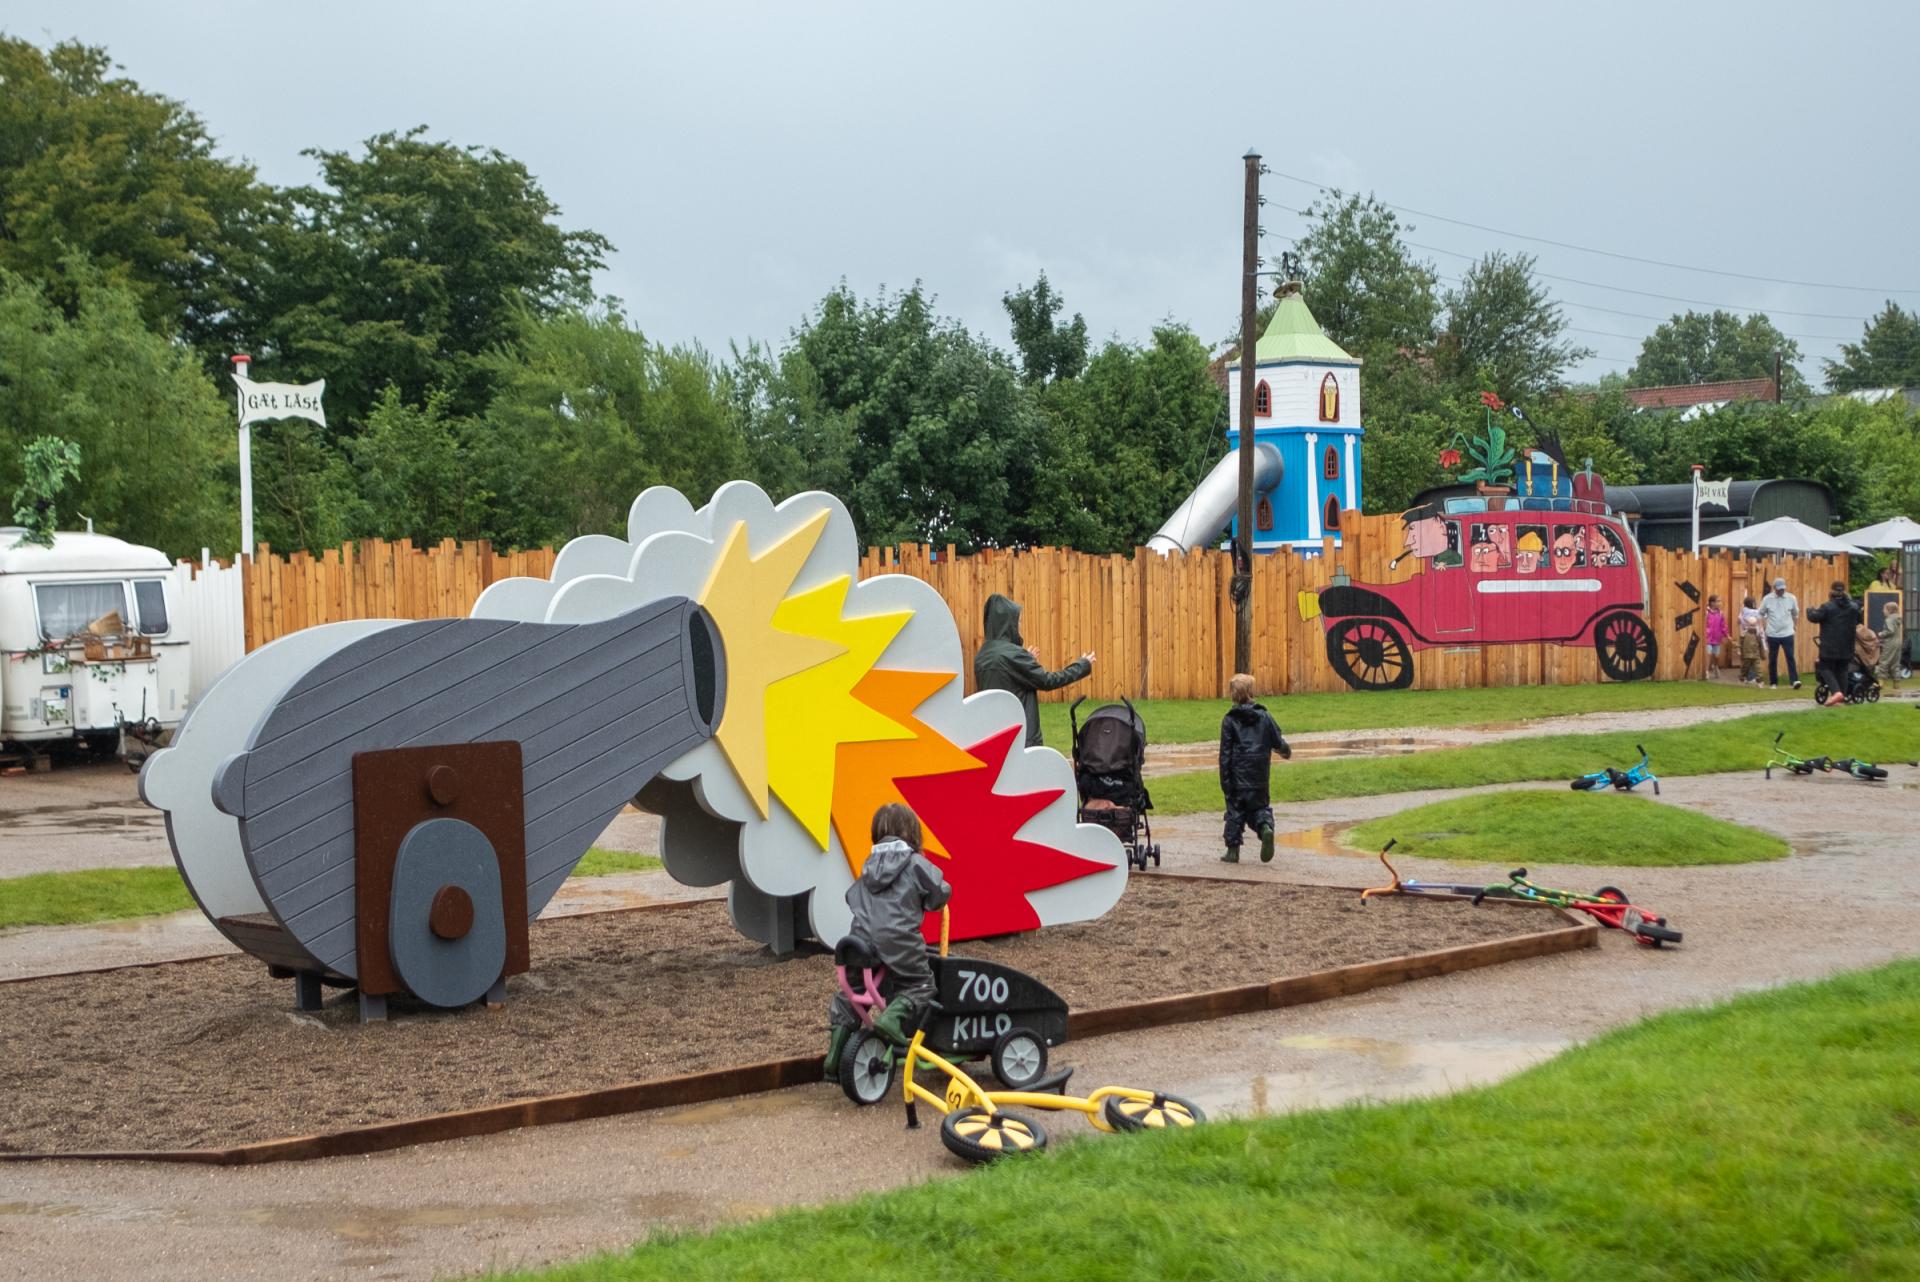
[0,879,1533,1154]
[3,702,1917,1282]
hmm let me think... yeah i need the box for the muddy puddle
[1272,821,1365,858]
[1147,737,1451,775]
[1189,1034,1564,1118]
[0,800,163,836]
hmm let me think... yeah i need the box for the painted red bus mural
[1299,502,1658,691]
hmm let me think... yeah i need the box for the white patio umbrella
[1697,515,1858,556]
[1837,514,1920,551]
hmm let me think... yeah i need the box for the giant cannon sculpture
[143,482,1127,1022]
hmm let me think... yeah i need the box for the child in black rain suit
[1218,673,1291,863]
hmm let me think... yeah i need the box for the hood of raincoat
[983,593,1023,647]
[859,837,918,891]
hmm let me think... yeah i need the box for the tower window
[1254,380,1271,417]
[1324,445,1340,480]
[1324,496,1342,531]
[1319,372,1340,422]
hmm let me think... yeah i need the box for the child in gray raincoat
[823,803,953,1081]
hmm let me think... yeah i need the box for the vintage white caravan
[0,528,190,759]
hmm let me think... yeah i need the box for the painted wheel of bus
[1594,611,1657,682]
[1326,618,1415,691]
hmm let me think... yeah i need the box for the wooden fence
[234,515,1847,699]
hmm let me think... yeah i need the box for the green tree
[476,307,749,547]
[9,436,82,549]
[1628,310,1805,395]
[0,266,234,556]
[0,38,269,357]
[1038,326,1224,549]
[1824,302,1920,392]
[1003,274,1089,386]
[241,128,612,430]
[1440,251,1592,402]
[344,389,482,546]
[1291,192,1440,363]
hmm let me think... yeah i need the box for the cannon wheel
[1325,618,1414,691]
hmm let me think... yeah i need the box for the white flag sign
[1696,477,1732,510]
[234,374,327,429]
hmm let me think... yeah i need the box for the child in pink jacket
[1703,595,1729,679]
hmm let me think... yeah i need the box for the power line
[1265,202,1868,327]
[1266,170,1920,297]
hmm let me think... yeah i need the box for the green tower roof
[1244,289,1358,366]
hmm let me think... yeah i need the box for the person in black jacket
[972,594,1094,747]
[1218,674,1291,863]
[1806,580,1863,707]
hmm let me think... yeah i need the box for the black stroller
[1068,696,1160,870]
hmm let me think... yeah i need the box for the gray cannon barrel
[1146,442,1283,555]
[210,597,724,979]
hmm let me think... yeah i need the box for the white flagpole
[233,354,253,560]
[1690,463,1702,554]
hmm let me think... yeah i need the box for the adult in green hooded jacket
[973,593,1095,747]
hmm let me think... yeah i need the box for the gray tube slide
[1147,442,1283,554]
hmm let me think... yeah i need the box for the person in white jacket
[1756,578,1802,690]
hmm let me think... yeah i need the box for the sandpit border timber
[0,884,1596,1166]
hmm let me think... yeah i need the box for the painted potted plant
[1441,392,1518,508]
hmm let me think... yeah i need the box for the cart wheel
[839,1030,896,1106]
[1593,886,1627,904]
[1635,921,1683,946]
[991,1028,1049,1090]
[940,1108,1046,1163]
[1102,1092,1205,1132]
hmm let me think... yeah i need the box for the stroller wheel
[940,1107,1047,1163]
[839,1030,897,1106]
[1150,844,1161,867]
[1867,685,1882,704]
[1103,1092,1205,1133]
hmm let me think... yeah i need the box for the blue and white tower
[1224,282,1363,551]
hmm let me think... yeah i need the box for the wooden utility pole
[1233,149,1262,675]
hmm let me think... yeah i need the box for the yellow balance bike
[845,908,1205,1163]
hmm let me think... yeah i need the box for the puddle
[0,800,163,835]
[1194,1036,1563,1118]
[1272,821,1364,858]
[1147,738,1450,775]
[658,1090,794,1127]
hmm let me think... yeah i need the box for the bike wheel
[1570,776,1601,791]
[839,1030,897,1106]
[1635,921,1683,946]
[1103,1092,1206,1132]
[1593,886,1627,904]
[1857,764,1889,780]
[940,1108,1046,1163]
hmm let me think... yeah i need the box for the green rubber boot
[871,996,918,1046]
[823,1025,851,1084]
[1220,846,1240,863]
[1258,825,1275,863]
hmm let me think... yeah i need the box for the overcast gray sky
[9,1,1919,385]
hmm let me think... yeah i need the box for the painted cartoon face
[1514,529,1545,573]
[1470,541,1501,573]
[1551,530,1581,575]
[1488,524,1512,565]
[1405,516,1450,559]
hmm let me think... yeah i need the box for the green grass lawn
[489,959,1920,1281]
[1348,789,1789,867]
[0,866,195,929]
[0,847,662,930]
[1150,702,1920,813]
[1036,679,1794,746]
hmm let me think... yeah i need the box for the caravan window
[34,581,129,641]
[133,580,170,635]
